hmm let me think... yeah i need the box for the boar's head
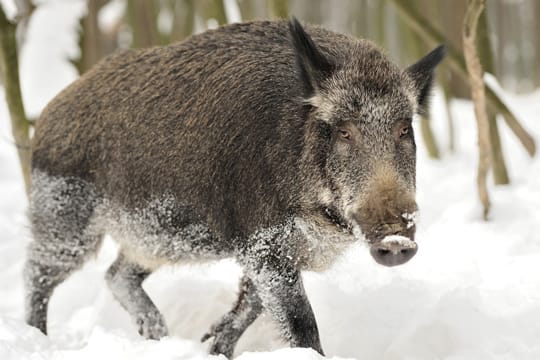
[290,19,445,266]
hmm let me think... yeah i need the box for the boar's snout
[358,210,418,267]
[370,235,417,267]
[351,164,419,267]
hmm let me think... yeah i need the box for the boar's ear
[405,45,446,114]
[289,17,335,97]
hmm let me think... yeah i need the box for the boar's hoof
[135,313,168,340]
[201,325,237,359]
[370,235,418,267]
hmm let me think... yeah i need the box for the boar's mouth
[320,206,353,234]
[318,207,418,267]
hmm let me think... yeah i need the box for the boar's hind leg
[247,261,324,355]
[25,174,103,335]
[105,253,167,339]
[201,275,262,358]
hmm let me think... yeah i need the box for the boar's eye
[338,128,351,141]
[336,122,358,144]
[396,120,413,141]
[400,126,410,137]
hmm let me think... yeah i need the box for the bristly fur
[25,18,444,358]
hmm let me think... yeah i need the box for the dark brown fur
[32,21,353,239]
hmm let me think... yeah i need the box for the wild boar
[25,18,444,357]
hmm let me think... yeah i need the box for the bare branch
[463,0,490,219]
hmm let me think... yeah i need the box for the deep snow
[1,1,540,359]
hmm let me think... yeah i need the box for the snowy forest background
[0,0,539,359]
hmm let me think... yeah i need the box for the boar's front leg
[201,275,263,358]
[244,253,324,355]
[105,253,168,339]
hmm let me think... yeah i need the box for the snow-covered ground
[1,1,540,359]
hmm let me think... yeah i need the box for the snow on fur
[380,235,417,251]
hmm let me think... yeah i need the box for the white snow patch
[380,235,417,250]
[401,211,418,229]
[18,0,86,117]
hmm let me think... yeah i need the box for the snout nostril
[378,248,409,256]
[370,238,418,267]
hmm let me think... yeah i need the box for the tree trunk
[478,10,509,185]
[375,0,386,47]
[268,0,288,19]
[73,0,104,74]
[440,0,469,98]
[420,115,440,158]
[535,1,540,87]
[171,0,195,42]
[440,65,456,152]
[463,0,490,219]
[0,6,31,195]
[237,0,254,20]
[197,0,228,27]
[296,0,323,24]
[127,0,159,48]
[403,0,440,159]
